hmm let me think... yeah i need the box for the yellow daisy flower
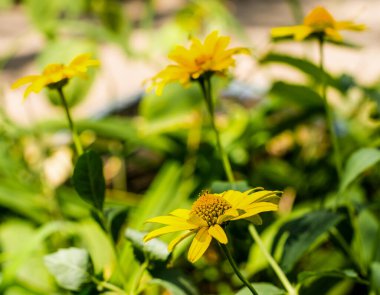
[144,188,280,263]
[271,6,365,42]
[12,53,100,99]
[149,31,250,95]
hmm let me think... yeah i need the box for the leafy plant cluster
[1,1,380,295]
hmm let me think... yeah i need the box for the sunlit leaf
[44,248,92,291]
[236,283,286,295]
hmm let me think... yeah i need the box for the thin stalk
[248,225,297,295]
[198,76,235,183]
[329,228,366,276]
[57,87,83,156]
[219,243,258,295]
[132,260,149,295]
[91,276,126,294]
[318,38,343,180]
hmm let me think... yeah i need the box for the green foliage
[44,248,92,291]
[273,210,344,273]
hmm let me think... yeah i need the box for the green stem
[329,228,366,276]
[198,76,235,183]
[91,276,126,294]
[318,38,343,180]
[219,243,258,295]
[131,260,149,295]
[248,225,297,295]
[57,87,84,156]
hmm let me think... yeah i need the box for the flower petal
[143,225,188,243]
[169,209,191,219]
[187,214,208,227]
[335,21,366,31]
[324,28,343,41]
[271,26,303,38]
[231,203,278,220]
[208,224,227,244]
[294,26,314,41]
[146,215,196,228]
[11,75,40,89]
[187,227,212,263]
[168,231,195,252]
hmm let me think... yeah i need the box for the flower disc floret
[191,193,232,226]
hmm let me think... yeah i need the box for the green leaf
[273,210,344,272]
[125,228,170,263]
[44,248,92,291]
[340,148,380,192]
[298,269,368,285]
[73,150,105,210]
[105,206,129,243]
[370,262,380,294]
[236,283,286,295]
[270,81,323,108]
[210,180,251,193]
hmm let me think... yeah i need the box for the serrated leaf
[236,283,286,295]
[340,148,380,192]
[272,210,344,272]
[44,248,92,291]
[73,150,105,210]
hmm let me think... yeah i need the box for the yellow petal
[294,26,314,41]
[187,227,212,263]
[217,208,239,224]
[146,215,196,228]
[169,209,191,219]
[271,26,301,38]
[208,224,228,244]
[324,28,343,41]
[11,75,40,89]
[168,231,195,252]
[187,214,208,227]
[222,190,245,207]
[244,190,281,204]
[232,203,278,220]
[143,225,188,242]
[335,21,366,31]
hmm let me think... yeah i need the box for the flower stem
[91,276,126,294]
[318,37,343,180]
[248,225,297,295]
[198,76,235,183]
[219,243,258,295]
[131,260,149,295]
[57,87,84,156]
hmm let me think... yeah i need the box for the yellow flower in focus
[271,6,365,42]
[150,31,250,95]
[144,188,280,263]
[12,53,100,99]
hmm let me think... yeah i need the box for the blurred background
[1,0,380,294]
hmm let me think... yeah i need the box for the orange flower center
[194,54,213,69]
[304,6,335,30]
[191,193,232,226]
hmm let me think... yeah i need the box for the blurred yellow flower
[271,6,365,41]
[144,188,280,263]
[12,53,100,99]
[149,31,250,95]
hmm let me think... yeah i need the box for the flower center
[304,6,335,30]
[190,193,232,226]
[194,54,212,69]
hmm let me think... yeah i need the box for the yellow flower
[144,188,280,263]
[12,53,100,99]
[149,31,250,95]
[271,6,365,42]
